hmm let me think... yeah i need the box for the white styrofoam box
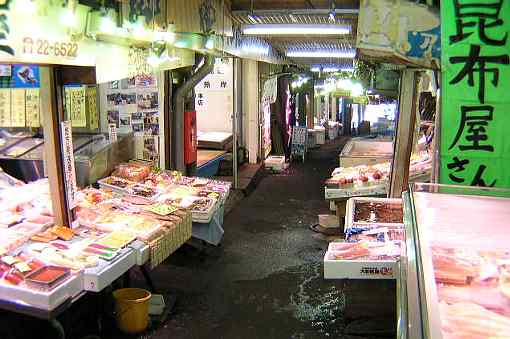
[265,156,286,171]
[344,197,404,232]
[328,126,339,140]
[149,294,165,315]
[0,272,83,311]
[323,251,398,280]
[316,132,325,145]
[83,248,136,292]
[318,214,339,228]
[324,184,387,200]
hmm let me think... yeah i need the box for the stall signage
[357,0,440,68]
[262,76,277,104]
[0,2,95,66]
[61,121,77,209]
[440,0,510,188]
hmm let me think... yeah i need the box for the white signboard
[262,76,278,104]
[195,58,233,133]
[108,123,118,143]
[61,121,77,209]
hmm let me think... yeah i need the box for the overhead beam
[232,9,359,16]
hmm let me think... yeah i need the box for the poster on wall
[86,87,99,130]
[143,111,159,136]
[25,88,40,128]
[107,110,120,128]
[440,0,510,188]
[65,87,87,128]
[135,74,157,88]
[119,113,132,133]
[0,89,11,127]
[137,92,159,110]
[12,65,39,88]
[10,88,25,127]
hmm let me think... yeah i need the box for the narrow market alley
[139,141,395,339]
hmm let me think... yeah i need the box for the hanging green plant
[353,60,376,88]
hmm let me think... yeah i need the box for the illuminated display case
[399,183,510,339]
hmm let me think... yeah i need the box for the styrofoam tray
[97,177,131,195]
[83,248,136,292]
[323,251,398,280]
[0,271,83,310]
[344,197,404,231]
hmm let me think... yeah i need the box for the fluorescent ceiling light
[247,14,258,24]
[242,24,350,35]
[286,50,355,58]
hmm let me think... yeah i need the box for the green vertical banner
[440,0,510,188]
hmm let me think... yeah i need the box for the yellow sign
[0,89,11,127]
[353,96,369,104]
[10,88,25,127]
[332,89,351,97]
[25,88,40,128]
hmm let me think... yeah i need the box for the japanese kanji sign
[61,121,77,209]
[440,0,510,188]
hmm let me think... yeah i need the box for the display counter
[0,171,192,316]
[325,152,431,200]
[197,149,227,177]
[400,183,510,339]
[324,196,404,280]
[97,161,230,241]
[339,138,393,167]
[197,131,233,150]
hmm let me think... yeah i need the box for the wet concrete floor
[141,147,396,339]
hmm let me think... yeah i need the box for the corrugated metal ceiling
[230,1,359,66]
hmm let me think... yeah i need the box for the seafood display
[354,201,403,224]
[99,162,231,222]
[412,191,510,339]
[324,197,405,280]
[325,152,431,190]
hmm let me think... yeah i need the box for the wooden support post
[40,66,69,226]
[389,69,420,198]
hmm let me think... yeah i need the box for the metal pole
[233,58,239,189]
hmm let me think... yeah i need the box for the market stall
[194,59,234,177]
[98,161,231,245]
[0,171,192,314]
[399,183,510,339]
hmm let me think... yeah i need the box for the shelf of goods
[400,183,510,339]
[0,174,192,315]
[325,152,431,200]
[324,196,404,280]
[97,161,231,245]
